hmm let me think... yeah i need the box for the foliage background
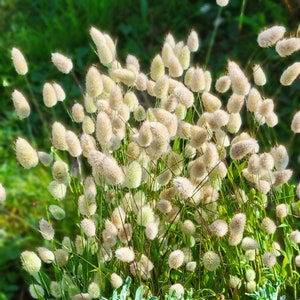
[0,0,300,299]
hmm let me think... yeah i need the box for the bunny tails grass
[10,18,300,299]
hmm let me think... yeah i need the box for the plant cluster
[2,2,300,299]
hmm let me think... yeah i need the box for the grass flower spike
[11,47,28,75]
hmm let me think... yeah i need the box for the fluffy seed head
[230,213,246,235]
[151,54,165,81]
[153,75,169,99]
[290,230,300,243]
[124,161,142,189]
[257,25,286,48]
[168,250,185,269]
[275,37,300,57]
[49,205,66,220]
[137,205,155,227]
[169,284,184,298]
[52,122,68,150]
[37,247,55,264]
[48,181,67,200]
[96,112,112,148]
[16,137,39,169]
[43,82,57,107]
[280,62,300,86]
[261,217,277,234]
[209,219,228,237]
[11,47,28,75]
[157,199,172,214]
[230,138,258,160]
[173,177,194,199]
[228,233,243,246]
[115,247,135,262]
[12,89,30,118]
[202,92,222,112]
[189,67,205,92]
[216,0,229,6]
[215,75,231,93]
[295,255,300,267]
[262,252,276,268]
[273,169,293,186]
[86,66,103,97]
[39,218,55,240]
[65,130,82,157]
[21,251,41,275]
[203,251,220,271]
[228,61,250,95]
[241,237,258,251]
[187,29,199,52]
[291,111,300,133]
[29,284,44,299]
[178,45,190,70]
[110,273,123,289]
[52,82,66,101]
[111,68,136,86]
[54,249,69,267]
[145,222,159,240]
[227,113,242,133]
[270,145,289,170]
[168,55,183,77]
[52,160,68,183]
[81,218,96,237]
[102,155,125,185]
[181,220,196,235]
[276,204,288,218]
[174,86,194,108]
[51,52,73,74]
[253,64,267,86]
[247,87,262,112]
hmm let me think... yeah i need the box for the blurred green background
[0,0,300,298]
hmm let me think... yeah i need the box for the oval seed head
[295,255,300,267]
[52,160,68,183]
[227,93,245,113]
[126,54,140,72]
[52,82,66,101]
[228,61,250,96]
[276,203,288,218]
[168,250,185,269]
[37,247,55,264]
[150,54,165,81]
[181,220,196,235]
[124,91,139,111]
[111,206,126,229]
[115,247,135,262]
[230,138,258,160]
[109,85,123,110]
[259,152,274,170]
[227,113,242,133]
[111,273,123,289]
[203,251,220,271]
[81,218,96,237]
[202,92,222,112]
[29,284,44,298]
[96,111,112,147]
[145,222,159,240]
[291,111,300,133]
[12,89,30,118]
[261,217,276,234]
[82,116,95,134]
[80,134,96,157]
[230,213,246,235]
[135,72,148,91]
[190,67,205,92]
[174,86,194,108]
[101,155,124,185]
[137,205,155,227]
[43,82,57,107]
[169,284,184,298]
[228,232,243,246]
[258,99,274,117]
[209,219,228,237]
[173,177,194,200]
[275,37,300,57]
[241,237,258,251]
[216,0,229,6]
[187,29,199,52]
[153,74,169,99]
[54,249,69,267]
[48,181,67,200]
[20,251,41,275]
[168,55,183,78]
[88,282,100,298]
[257,25,286,48]
[273,169,293,186]
[178,45,190,70]
[290,230,300,243]
[51,52,73,74]
[52,122,68,150]
[11,47,28,75]
[262,252,276,268]
[247,87,262,112]
[111,68,136,86]
[49,205,65,220]
[215,75,231,93]
[124,161,142,189]
[270,145,289,170]
[71,103,85,123]
[96,41,114,66]
[118,223,133,242]
[204,70,212,92]
[39,218,55,240]
[86,66,103,97]
[266,112,278,127]
[16,137,39,169]
[65,130,82,157]
[280,62,300,86]
[253,64,267,86]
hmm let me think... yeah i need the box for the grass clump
[2,1,300,299]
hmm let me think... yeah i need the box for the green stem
[238,0,247,31]
[205,6,222,67]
